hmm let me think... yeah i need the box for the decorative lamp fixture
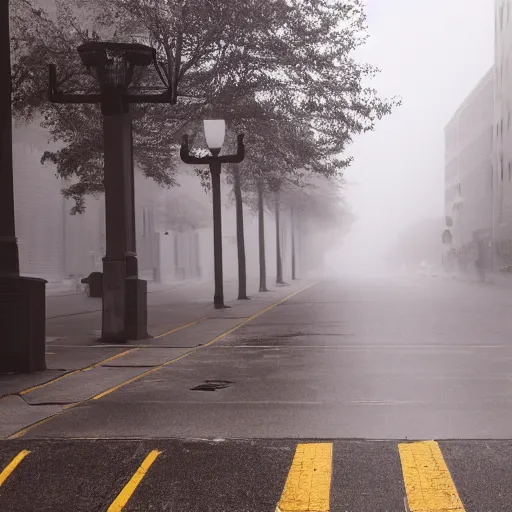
[203,119,226,156]
[77,42,156,91]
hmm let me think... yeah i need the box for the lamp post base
[101,260,150,343]
[125,277,150,340]
[0,275,47,373]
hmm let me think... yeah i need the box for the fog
[329,0,495,276]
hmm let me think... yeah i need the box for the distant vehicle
[418,261,436,277]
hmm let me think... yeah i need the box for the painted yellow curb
[398,440,465,512]
[276,443,332,512]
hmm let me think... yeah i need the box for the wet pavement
[2,274,512,510]
[2,439,512,511]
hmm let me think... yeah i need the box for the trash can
[81,272,103,297]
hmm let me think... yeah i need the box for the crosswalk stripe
[107,449,161,512]
[276,443,332,512]
[398,440,465,512]
[0,450,30,487]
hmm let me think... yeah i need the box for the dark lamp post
[181,123,245,309]
[48,41,174,343]
[78,42,155,91]
[0,0,47,373]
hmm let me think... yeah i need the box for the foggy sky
[334,0,494,274]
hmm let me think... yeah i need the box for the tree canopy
[10,0,399,213]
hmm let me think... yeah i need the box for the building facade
[493,0,512,269]
[444,68,494,272]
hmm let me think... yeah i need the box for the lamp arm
[180,135,212,165]
[48,63,102,104]
[219,133,245,164]
[127,92,173,104]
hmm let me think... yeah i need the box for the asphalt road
[2,274,512,511]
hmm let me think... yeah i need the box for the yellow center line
[7,282,318,439]
[92,282,318,400]
[16,318,209,397]
[0,450,30,487]
[398,440,465,512]
[107,449,161,512]
[153,317,209,339]
[19,348,139,396]
[276,443,333,512]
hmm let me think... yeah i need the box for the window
[142,207,151,236]
[509,161,511,181]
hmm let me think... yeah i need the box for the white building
[493,0,512,269]
[444,68,494,271]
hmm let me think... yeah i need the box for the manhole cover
[190,380,234,391]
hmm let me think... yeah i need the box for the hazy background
[330,0,495,275]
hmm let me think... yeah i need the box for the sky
[332,0,495,273]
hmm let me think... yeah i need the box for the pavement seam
[3,317,211,400]
[4,282,318,440]
[10,349,140,398]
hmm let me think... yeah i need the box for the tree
[11,0,398,305]
[11,0,399,214]
[279,175,354,277]
[230,163,249,299]
[9,0,285,211]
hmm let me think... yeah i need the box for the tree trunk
[233,165,249,300]
[210,162,227,308]
[291,207,297,280]
[258,183,268,292]
[275,190,284,284]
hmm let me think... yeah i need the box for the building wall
[12,106,297,288]
[494,0,512,267]
[444,68,494,270]
[12,119,65,281]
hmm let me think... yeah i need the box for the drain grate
[190,380,234,391]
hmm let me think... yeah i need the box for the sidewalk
[438,270,512,288]
[0,277,313,438]
[44,277,199,298]
[45,278,206,319]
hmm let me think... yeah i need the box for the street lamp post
[180,121,245,309]
[48,42,173,342]
[0,0,47,373]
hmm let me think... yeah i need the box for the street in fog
[18,275,512,440]
[2,0,510,510]
[3,275,512,510]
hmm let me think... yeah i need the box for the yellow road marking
[153,317,209,339]
[16,318,208,397]
[276,443,332,512]
[19,349,139,396]
[7,282,318,438]
[398,440,465,512]
[0,450,30,486]
[93,282,318,400]
[107,449,161,512]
